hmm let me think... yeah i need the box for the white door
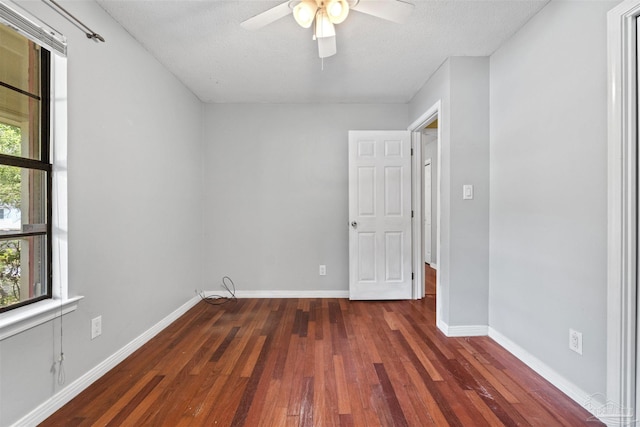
[348,130,412,300]
[424,160,432,264]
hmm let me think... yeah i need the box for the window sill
[0,296,83,341]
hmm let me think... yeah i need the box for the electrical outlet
[91,316,102,340]
[569,328,582,355]
[319,265,326,276]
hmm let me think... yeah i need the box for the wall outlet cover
[91,316,102,340]
[569,328,582,355]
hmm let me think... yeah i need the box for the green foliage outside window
[0,123,22,306]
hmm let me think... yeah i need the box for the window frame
[0,34,53,313]
[0,2,80,340]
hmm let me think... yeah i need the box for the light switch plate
[463,185,474,200]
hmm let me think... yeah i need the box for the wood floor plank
[464,389,506,426]
[206,376,249,426]
[402,360,449,426]
[90,370,162,426]
[230,335,278,425]
[333,354,351,415]
[240,335,266,378]
[435,380,490,427]
[131,342,210,425]
[254,379,282,427]
[311,338,327,425]
[390,327,479,427]
[393,314,444,381]
[173,368,221,426]
[320,318,342,426]
[298,376,314,427]
[375,357,425,427]
[458,345,520,403]
[104,374,164,427]
[373,363,409,427]
[286,335,310,417]
[339,332,371,427]
[425,263,436,295]
[41,293,603,427]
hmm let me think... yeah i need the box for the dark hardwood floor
[41,292,601,426]
[425,263,436,296]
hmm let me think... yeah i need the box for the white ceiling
[95,0,549,104]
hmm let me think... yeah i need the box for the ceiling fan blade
[241,1,292,31]
[318,36,337,58]
[351,0,414,24]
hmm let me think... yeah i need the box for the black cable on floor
[197,276,237,305]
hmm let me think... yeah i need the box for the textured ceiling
[96,0,549,103]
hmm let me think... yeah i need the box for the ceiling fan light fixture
[314,9,335,38]
[293,0,318,28]
[241,0,415,60]
[318,35,337,58]
[326,0,349,24]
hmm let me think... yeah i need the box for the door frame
[607,0,640,422]
[409,101,441,314]
[424,158,432,265]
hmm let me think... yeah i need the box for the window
[0,24,51,312]
[0,2,78,340]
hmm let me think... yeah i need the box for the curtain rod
[47,0,104,42]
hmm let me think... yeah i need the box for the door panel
[349,130,412,300]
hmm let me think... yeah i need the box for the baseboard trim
[437,320,488,337]
[12,296,201,427]
[487,327,606,423]
[232,290,349,299]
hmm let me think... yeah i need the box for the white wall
[0,2,203,425]
[202,104,408,294]
[448,57,490,326]
[489,0,615,396]
[409,57,490,328]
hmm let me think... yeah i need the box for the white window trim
[0,6,80,341]
[0,296,81,341]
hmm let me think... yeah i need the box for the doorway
[409,101,441,322]
[422,123,438,297]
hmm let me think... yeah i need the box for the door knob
[351,221,357,228]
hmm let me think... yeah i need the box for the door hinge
[411,148,414,156]
[411,210,414,218]
[412,273,414,280]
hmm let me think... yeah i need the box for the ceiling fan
[241,0,414,59]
